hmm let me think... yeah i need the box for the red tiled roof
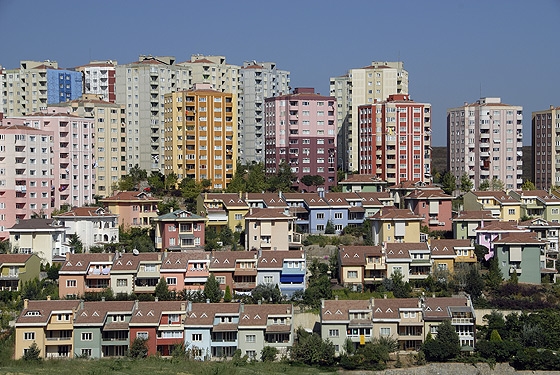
[339,246,383,266]
[101,191,161,202]
[16,300,80,325]
[55,206,116,217]
[0,254,33,265]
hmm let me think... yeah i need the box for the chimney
[206,299,210,304]
[134,300,139,310]
[258,300,262,305]
[47,295,51,301]
[334,295,338,301]
[383,294,387,299]
[79,299,84,310]
[187,300,192,312]
[181,302,186,311]
[24,299,29,309]
[321,299,325,309]
[432,293,436,298]
[370,297,374,308]
[240,303,244,313]
[101,296,105,302]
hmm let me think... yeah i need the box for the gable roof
[339,246,383,266]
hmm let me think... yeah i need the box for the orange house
[100,191,161,228]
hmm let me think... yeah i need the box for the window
[347,271,358,279]
[246,350,256,359]
[136,332,149,339]
[168,314,180,323]
[316,224,324,231]
[66,279,77,287]
[81,348,92,357]
[508,209,515,215]
[215,276,226,284]
[334,212,342,219]
[192,333,202,341]
[245,334,256,343]
[234,213,243,220]
[264,276,273,284]
[24,332,35,340]
[166,277,177,285]
[144,264,156,272]
[81,332,92,341]
[552,209,559,215]
[316,213,324,219]
[117,279,127,287]
[380,327,391,336]
[328,329,339,337]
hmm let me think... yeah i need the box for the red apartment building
[357,94,431,185]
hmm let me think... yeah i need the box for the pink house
[152,209,206,251]
[100,191,161,228]
[404,188,453,231]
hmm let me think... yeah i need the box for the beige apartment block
[330,61,408,171]
[51,95,127,196]
[163,84,237,190]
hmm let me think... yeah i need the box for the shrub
[22,342,41,361]
[261,346,278,362]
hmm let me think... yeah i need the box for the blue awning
[280,275,304,283]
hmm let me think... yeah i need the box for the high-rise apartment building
[447,97,523,190]
[532,106,560,190]
[75,60,118,102]
[163,84,236,190]
[51,95,127,197]
[330,62,408,171]
[115,56,191,173]
[357,94,431,185]
[0,122,54,239]
[264,88,337,191]
[238,61,290,164]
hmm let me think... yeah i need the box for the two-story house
[492,232,546,284]
[244,208,301,251]
[370,208,423,245]
[338,245,385,290]
[197,193,249,232]
[0,253,41,291]
[453,211,498,240]
[153,209,206,252]
[256,250,306,297]
[54,207,118,252]
[100,191,161,228]
[385,243,431,282]
[59,253,115,298]
[405,188,453,232]
[463,191,522,221]
[8,218,69,264]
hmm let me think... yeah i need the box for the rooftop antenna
[479,82,482,99]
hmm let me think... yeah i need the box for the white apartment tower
[447,97,523,190]
[330,61,408,171]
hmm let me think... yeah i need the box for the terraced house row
[14,299,294,360]
[58,250,306,298]
[14,294,475,360]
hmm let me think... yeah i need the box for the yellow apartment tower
[163,84,237,190]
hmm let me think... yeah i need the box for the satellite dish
[132,249,139,256]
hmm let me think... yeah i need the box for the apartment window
[136,332,149,339]
[316,224,324,231]
[116,279,127,287]
[316,213,324,219]
[328,329,339,337]
[144,264,156,272]
[347,271,358,279]
[334,212,343,219]
[245,334,256,343]
[508,209,515,215]
[81,332,93,341]
[66,279,77,287]
[81,349,92,357]
[24,332,35,340]
[166,277,177,285]
[264,276,273,284]
[380,327,391,337]
[192,333,202,341]
[168,314,180,323]
[234,214,243,220]
[215,276,226,284]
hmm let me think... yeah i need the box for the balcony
[451,318,473,324]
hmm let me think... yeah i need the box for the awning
[184,277,208,283]
[280,275,304,283]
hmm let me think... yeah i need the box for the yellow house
[197,193,249,232]
[370,208,423,245]
[463,191,522,221]
[15,299,80,359]
[429,239,464,274]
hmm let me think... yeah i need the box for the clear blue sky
[1,0,559,146]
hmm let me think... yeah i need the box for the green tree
[158,198,180,215]
[128,337,148,358]
[246,163,269,193]
[251,284,282,304]
[441,171,456,195]
[460,172,473,193]
[324,220,335,234]
[464,265,484,302]
[22,342,41,361]
[489,177,505,191]
[421,320,460,362]
[479,179,490,191]
[0,240,11,254]
[521,180,536,191]
[301,175,325,192]
[164,172,178,191]
[68,233,83,254]
[261,346,278,362]
[179,178,203,212]
[225,162,248,193]
[387,271,411,298]
[223,285,232,303]
[119,226,154,253]
[204,273,222,303]
[486,256,503,289]
[290,328,335,366]
[268,161,296,193]
[147,171,165,194]
[154,277,171,301]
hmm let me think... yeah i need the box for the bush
[128,337,148,358]
[22,342,41,361]
[261,346,278,362]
